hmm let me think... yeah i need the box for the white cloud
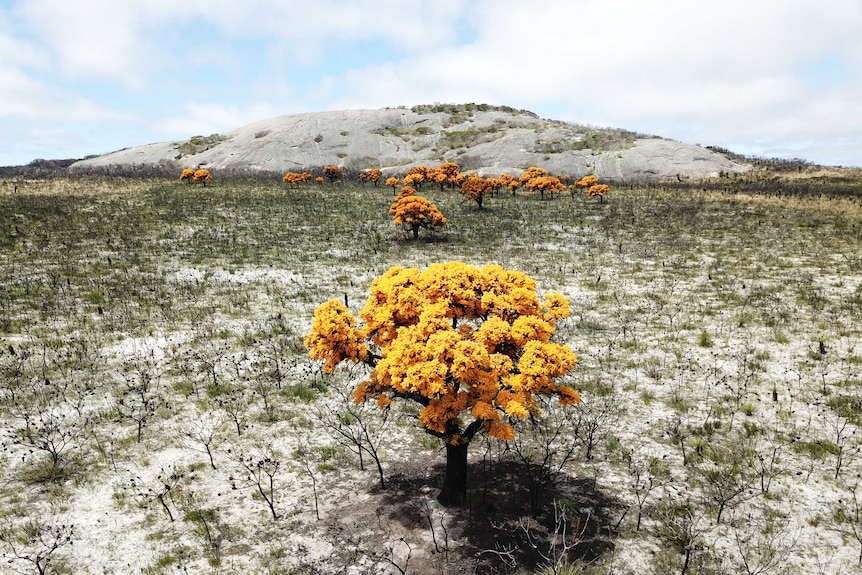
[3,0,862,166]
[0,64,132,122]
[14,1,158,89]
[150,102,286,137]
[190,0,472,51]
[324,0,862,165]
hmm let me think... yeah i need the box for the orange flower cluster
[518,167,570,198]
[588,183,610,200]
[438,161,460,178]
[574,175,610,201]
[459,175,494,208]
[425,162,463,191]
[363,168,382,185]
[179,168,196,183]
[518,166,548,186]
[385,176,400,193]
[405,165,428,182]
[389,187,447,239]
[427,168,448,188]
[525,175,566,199]
[193,169,211,185]
[303,300,370,372]
[575,175,598,188]
[402,173,425,188]
[282,171,312,186]
[305,262,579,446]
[484,174,516,194]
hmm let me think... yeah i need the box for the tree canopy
[588,183,610,201]
[283,171,312,187]
[525,175,566,199]
[193,169,211,186]
[304,262,579,505]
[460,175,494,208]
[389,187,447,239]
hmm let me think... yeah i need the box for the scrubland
[1,174,861,574]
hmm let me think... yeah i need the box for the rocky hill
[70,104,749,180]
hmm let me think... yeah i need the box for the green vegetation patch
[176,133,230,156]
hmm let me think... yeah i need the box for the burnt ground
[314,457,624,574]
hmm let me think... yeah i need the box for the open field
[1,175,861,574]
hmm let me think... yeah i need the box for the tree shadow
[376,459,623,572]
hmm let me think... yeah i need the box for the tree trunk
[438,442,469,506]
[681,547,691,575]
[412,226,419,240]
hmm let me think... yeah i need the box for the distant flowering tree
[438,162,460,184]
[588,184,610,202]
[179,168,196,184]
[403,173,425,189]
[519,166,548,188]
[427,167,447,191]
[389,186,447,239]
[425,162,463,191]
[525,176,566,200]
[575,175,609,202]
[322,165,343,184]
[506,178,520,196]
[450,172,468,188]
[485,176,506,195]
[367,168,382,187]
[385,177,400,195]
[405,165,428,188]
[283,172,311,187]
[460,175,493,208]
[575,175,598,190]
[304,261,579,506]
[193,169,212,186]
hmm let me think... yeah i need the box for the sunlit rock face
[71,105,748,180]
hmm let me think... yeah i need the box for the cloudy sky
[1,0,861,167]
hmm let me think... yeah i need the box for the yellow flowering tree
[427,161,461,191]
[179,168,196,184]
[438,161,460,183]
[402,172,425,189]
[426,167,448,191]
[283,171,311,187]
[519,166,548,187]
[525,175,566,200]
[588,183,610,202]
[192,169,211,186]
[389,187,447,239]
[460,175,493,208]
[304,262,579,506]
[385,177,400,195]
[576,175,598,189]
[404,165,428,188]
[574,175,609,202]
[367,168,382,187]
